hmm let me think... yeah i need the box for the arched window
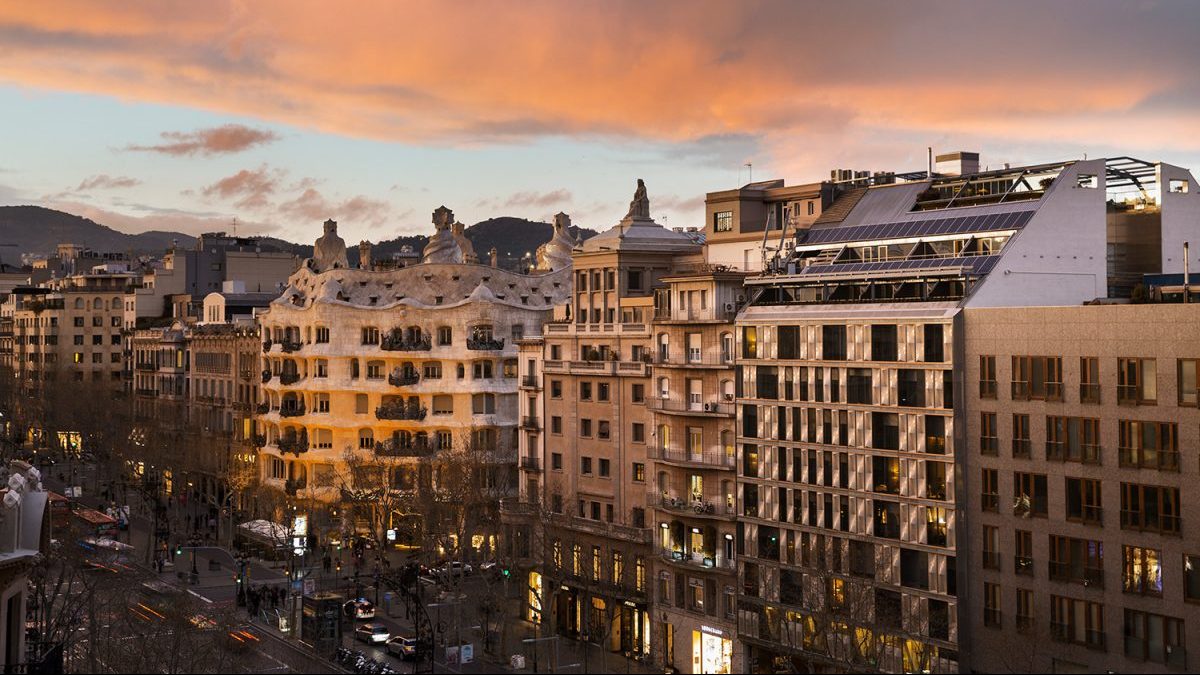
[358,428,375,450]
[720,332,734,363]
[657,424,670,452]
[721,379,734,401]
[74,298,84,310]
[111,296,122,311]
[658,377,670,399]
[93,298,103,310]
[657,333,669,362]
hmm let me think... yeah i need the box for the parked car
[433,561,472,580]
[355,623,391,644]
[344,598,376,620]
[386,635,420,659]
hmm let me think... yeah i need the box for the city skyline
[2,0,1199,245]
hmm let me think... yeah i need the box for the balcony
[375,401,428,421]
[388,371,420,386]
[279,403,306,418]
[374,439,433,458]
[261,369,272,384]
[262,340,272,353]
[278,371,301,386]
[279,339,302,354]
[659,548,736,572]
[649,493,735,519]
[651,445,735,469]
[1014,555,1034,576]
[648,397,734,417]
[284,478,307,496]
[135,387,157,397]
[135,362,156,371]
[247,434,266,447]
[256,402,271,415]
[467,336,505,351]
[1048,561,1104,587]
[520,456,541,471]
[520,416,540,430]
[549,514,651,544]
[521,375,540,388]
[1080,383,1101,404]
[652,353,735,368]
[381,330,431,352]
[277,435,309,455]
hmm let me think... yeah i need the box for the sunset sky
[1,0,1198,244]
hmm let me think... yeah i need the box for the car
[355,623,391,644]
[344,598,376,620]
[433,561,473,580]
[385,635,421,659]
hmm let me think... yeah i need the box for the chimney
[358,241,373,270]
[935,151,981,177]
[489,247,499,268]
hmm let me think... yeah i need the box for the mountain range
[0,206,597,269]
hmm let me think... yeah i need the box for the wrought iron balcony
[375,401,427,421]
[520,455,540,470]
[255,402,270,415]
[262,340,272,353]
[380,330,432,351]
[374,438,433,457]
[279,403,306,418]
[277,434,308,455]
[467,336,505,351]
[284,478,307,495]
[279,339,302,353]
[261,369,272,383]
[520,416,540,430]
[278,371,301,386]
[388,371,420,386]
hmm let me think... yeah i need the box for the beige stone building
[255,213,571,552]
[962,303,1200,673]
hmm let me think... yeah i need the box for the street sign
[304,578,315,595]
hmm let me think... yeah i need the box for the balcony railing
[1118,447,1180,471]
[376,402,428,421]
[262,340,272,353]
[135,362,156,371]
[277,435,308,455]
[278,371,301,386]
[1014,555,1034,575]
[256,402,270,415]
[659,548,735,571]
[135,387,157,397]
[388,371,420,386]
[652,445,736,469]
[1079,383,1101,404]
[279,403,306,418]
[521,375,540,388]
[374,439,433,457]
[261,369,272,384]
[467,336,505,351]
[649,398,735,416]
[279,339,302,354]
[520,456,540,471]
[381,331,432,351]
[521,416,540,430]
[982,551,1001,570]
[650,494,735,517]
[284,478,307,495]
[1048,561,1104,587]
[1046,442,1102,464]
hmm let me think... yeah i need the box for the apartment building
[962,303,1200,673]
[255,212,570,552]
[703,179,829,273]
[3,270,136,386]
[646,268,746,673]
[734,154,1200,673]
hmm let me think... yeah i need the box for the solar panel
[799,210,1034,247]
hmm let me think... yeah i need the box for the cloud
[200,165,282,210]
[279,188,392,227]
[125,124,279,157]
[76,174,140,190]
[503,189,573,209]
[39,198,281,238]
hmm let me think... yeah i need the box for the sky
[1,0,1198,245]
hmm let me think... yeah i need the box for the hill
[0,205,197,260]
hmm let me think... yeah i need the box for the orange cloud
[125,124,279,156]
[200,165,282,210]
[1,0,1197,177]
[76,174,140,190]
[279,188,393,228]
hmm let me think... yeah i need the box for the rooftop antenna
[232,216,238,237]
[745,162,753,185]
[927,147,933,179]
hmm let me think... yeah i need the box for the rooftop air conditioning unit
[724,302,736,312]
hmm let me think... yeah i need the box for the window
[872,500,900,539]
[1080,357,1100,403]
[366,361,384,379]
[1185,554,1200,602]
[551,416,562,434]
[897,369,924,407]
[597,421,610,440]
[580,457,592,475]
[472,393,496,414]
[1118,357,1157,405]
[315,326,329,343]
[315,359,328,378]
[551,453,562,470]
[822,325,846,360]
[741,326,757,359]
[550,380,563,398]
[580,382,592,400]
[981,469,999,512]
[1123,609,1185,665]
[631,423,644,443]
[1168,178,1190,193]
[1015,530,1034,576]
[1050,595,1104,648]
[423,362,442,379]
[432,395,453,415]
[926,461,946,500]
[473,360,494,379]
[632,463,645,482]
[1120,483,1181,534]
[925,415,946,454]
[580,419,592,437]
[871,325,897,361]
[983,582,1002,627]
[1012,413,1031,458]
[847,368,872,404]
[1118,420,1179,470]
[979,355,997,398]
[1049,536,1104,587]
[598,382,610,401]
[1122,546,1162,596]
[872,456,899,495]
[355,394,368,414]
[1045,416,1101,464]
[923,324,944,362]
[1016,588,1034,633]
[627,270,643,292]
[1011,356,1063,401]
[361,326,379,345]
[980,412,998,455]
[1013,472,1048,517]
[1065,477,1103,525]
[713,210,733,232]
[982,525,1000,570]
[631,384,645,403]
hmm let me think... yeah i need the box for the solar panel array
[801,210,1034,246]
[799,255,999,277]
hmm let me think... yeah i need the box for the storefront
[692,625,733,674]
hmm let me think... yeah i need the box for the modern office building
[733,155,1200,673]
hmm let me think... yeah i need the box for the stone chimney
[489,247,499,267]
[358,241,373,269]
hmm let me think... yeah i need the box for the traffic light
[175,544,183,556]
[501,567,511,578]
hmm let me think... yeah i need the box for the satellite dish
[3,491,20,509]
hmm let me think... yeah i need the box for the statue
[358,240,373,269]
[312,218,349,272]
[535,211,577,271]
[422,205,464,264]
[625,178,650,220]
[452,221,478,264]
